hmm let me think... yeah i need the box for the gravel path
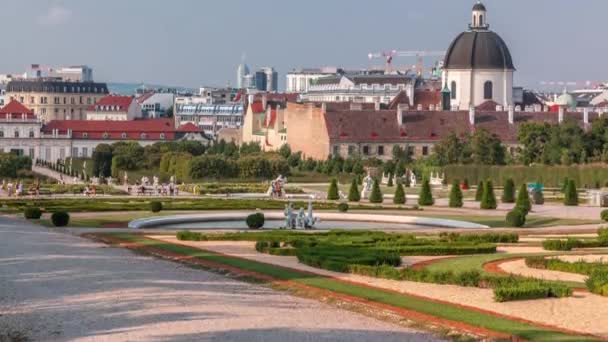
[0,218,441,342]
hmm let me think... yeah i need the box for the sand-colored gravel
[151,236,608,338]
[498,259,588,283]
[0,219,441,342]
[496,245,548,254]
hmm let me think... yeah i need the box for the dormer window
[121,133,127,139]
[82,132,88,138]
[103,132,109,139]
[140,133,147,139]
[160,133,166,140]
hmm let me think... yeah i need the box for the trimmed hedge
[369,179,383,203]
[515,184,532,214]
[393,183,406,205]
[246,213,265,229]
[150,201,163,213]
[526,256,608,276]
[494,282,571,302]
[348,179,360,202]
[586,270,608,296]
[475,181,484,201]
[480,180,497,210]
[51,212,70,227]
[448,182,463,208]
[327,178,340,200]
[564,179,579,206]
[337,203,349,213]
[418,179,434,206]
[601,210,608,222]
[505,209,526,228]
[24,207,42,220]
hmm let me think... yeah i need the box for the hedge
[418,179,434,206]
[526,256,608,276]
[586,270,608,296]
[494,282,571,302]
[369,179,383,203]
[502,178,515,203]
[337,203,349,213]
[51,212,70,227]
[246,213,265,229]
[505,210,526,228]
[150,201,163,213]
[448,182,463,208]
[443,164,608,188]
[348,179,360,202]
[24,207,42,220]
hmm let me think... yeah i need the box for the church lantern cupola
[470,1,489,30]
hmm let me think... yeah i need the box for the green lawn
[107,233,597,342]
[412,213,600,228]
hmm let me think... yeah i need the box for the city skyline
[1,0,606,89]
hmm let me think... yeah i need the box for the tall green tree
[418,178,434,206]
[502,178,515,203]
[348,178,360,202]
[480,180,497,210]
[475,181,484,201]
[369,179,384,204]
[564,179,579,206]
[393,183,406,205]
[449,181,463,208]
[327,178,340,200]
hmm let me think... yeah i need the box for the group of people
[2,180,26,197]
[128,176,179,197]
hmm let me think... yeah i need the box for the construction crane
[367,50,446,75]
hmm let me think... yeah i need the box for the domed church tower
[443,2,515,110]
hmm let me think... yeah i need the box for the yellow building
[6,79,109,122]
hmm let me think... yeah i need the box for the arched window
[484,81,493,100]
[479,15,484,27]
[450,81,457,99]
[473,15,477,27]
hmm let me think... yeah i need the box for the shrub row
[439,232,519,244]
[586,270,608,296]
[525,256,608,276]
[493,282,572,302]
[543,236,608,251]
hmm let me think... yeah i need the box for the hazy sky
[1,0,605,89]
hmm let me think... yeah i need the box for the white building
[138,92,175,118]
[85,95,142,121]
[286,67,344,93]
[442,2,515,110]
[27,64,94,82]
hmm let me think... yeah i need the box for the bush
[448,182,463,208]
[393,183,406,205]
[564,179,578,206]
[475,181,484,201]
[348,179,360,202]
[601,210,608,222]
[542,238,582,251]
[532,190,544,205]
[480,180,497,210]
[24,207,42,220]
[418,178,434,206]
[369,179,383,204]
[505,209,526,228]
[494,282,571,302]
[327,178,340,200]
[586,270,608,296]
[337,203,349,213]
[387,173,394,187]
[51,212,70,227]
[177,230,207,241]
[246,213,265,229]
[502,178,515,203]
[515,183,531,214]
[150,201,163,212]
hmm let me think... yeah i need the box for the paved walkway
[0,218,440,342]
[32,165,82,185]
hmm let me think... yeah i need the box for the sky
[1,0,606,90]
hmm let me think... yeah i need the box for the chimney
[321,102,327,112]
[247,94,255,105]
[469,105,475,125]
[261,94,268,109]
[584,107,590,126]
[508,105,514,124]
[397,104,405,126]
[558,106,564,123]
[374,101,381,111]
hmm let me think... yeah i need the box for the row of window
[332,145,430,157]
[93,132,166,140]
[450,81,493,100]
[17,96,97,106]
[0,130,35,138]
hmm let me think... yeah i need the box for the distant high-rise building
[236,63,251,89]
[255,67,278,92]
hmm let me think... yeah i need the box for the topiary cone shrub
[502,178,515,203]
[506,209,526,227]
[369,179,384,204]
[418,178,434,206]
[150,201,163,213]
[393,183,406,205]
[475,181,484,201]
[246,213,265,229]
[348,178,360,202]
[449,181,463,208]
[51,212,70,227]
[564,179,579,206]
[24,207,42,220]
[515,183,531,214]
[480,180,497,210]
[327,178,340,200]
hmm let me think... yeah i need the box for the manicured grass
[109,233,597,341]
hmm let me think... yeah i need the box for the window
[14,130,19,138]
[140,133,147,139]
[484,81,493,100]
[378,145,385,156]
[422,146,429,156]
[0,131,3,138]
[103,132,109,139]
[72,147,78,157]
[160,133,166,140]
[348,145,355,156]
[29,130,34,138]
[363,145,370,155]
[333,145,339,156]
[121,133,127,139]
[82,147,88,157]
[450,81,457,100]
[479,14,484,27]
[29,148,35,158]
[82,132,88,138]
[59,148,65,160]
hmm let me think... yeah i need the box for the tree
[480,180,497,209]
[418,178,434,206]
[393,183,406,205]
[279,144,292,159]
[369,179,383,203]
[515,183,531,214]
[348,178,360,202]
[469,129,506,165]
[387,173,394,187]
[327,178,340,200]
[431,132,468,166]
[449,181,463,208]
[92,144,113,178]
[502,178,515,203]
[564,179,579,206]
[475,181,484,201]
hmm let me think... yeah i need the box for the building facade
[286,67,345,93]
[174,102,243,138]
[85,95,142,121]
[6,79,109,121]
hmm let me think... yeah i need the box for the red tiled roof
[255,93,299,102]
[177,122,200,133]
[0,100,35,119]
[413,90,441,110]
[43,118,176,140]
[324,109,597,145]
[88,95,134,112]
[388,91,410,110]
[251,101,265,114]
[476,100,501,111]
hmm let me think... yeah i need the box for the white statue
[410,171,417,187]
[360,173,374,199]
